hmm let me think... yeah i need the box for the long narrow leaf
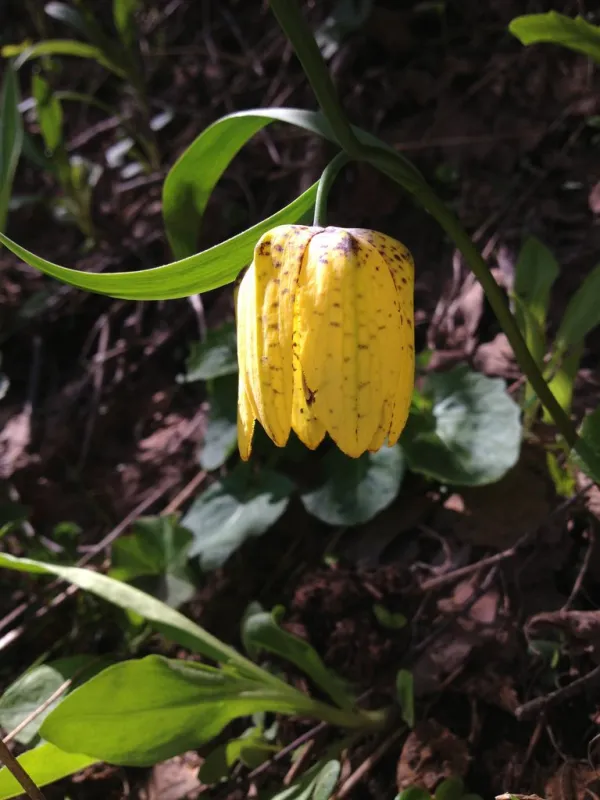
[162,107,421,258]
[2,40,127,78]
[0,553,255,670]
[0,62,23,232]
[0,183,317,299]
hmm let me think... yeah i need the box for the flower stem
[269,0,583,456]
[314,151,350,226]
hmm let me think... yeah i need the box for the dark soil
[1,1,600,798]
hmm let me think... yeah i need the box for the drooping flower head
[236,225,414,459]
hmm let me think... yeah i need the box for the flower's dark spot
[401,277,408,284]
[330,321,341,328]
[336,233,359,256]
[358,344,368,350]
[258,241,271,257]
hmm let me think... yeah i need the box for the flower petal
[352,231,415,444]
[297,228,396,457]
[252,229,292,446]
[237,369,256,461]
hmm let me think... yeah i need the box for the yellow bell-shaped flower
[236,225,414,459]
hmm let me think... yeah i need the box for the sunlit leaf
[0,182,317,299]
[3,40,127,77]
[242,603,355,711]
[41,655,308,766]
[0,552,253,667]
[162,107,421,259]
[0,743,97,800]
[0,656,108,745]
[509,12,600,63]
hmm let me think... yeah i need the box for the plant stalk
[269,0,581,455]
[269,1,364,159]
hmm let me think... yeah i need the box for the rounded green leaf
[402,366,522,486]
[182,466,295,570]
[301,445,405,526]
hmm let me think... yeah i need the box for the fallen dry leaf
[397,720,470,792]
[146,753,202,800]
[544,761,600,800]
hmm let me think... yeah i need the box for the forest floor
[1,1,600,798]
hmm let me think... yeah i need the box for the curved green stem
[314,151,350,226]
[269,0,584,456]
[269,0,364,159]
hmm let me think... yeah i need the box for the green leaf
[109,515,195,609]
[242,603,355,712]
[572,405,600,483]
[401,366,522,486]
[0,742,98,800]
[199,727,277,783]
[396,789,432,800]
[0,656,108,745]
[32,72,63,153]
[180,323,238,382]
[162,107,421,259]
[509,12,600,63]
[0,552,259,667]
[40,655,309,766]
[0,107,418,299]
[0,62,24,232]
[544,341,583,418]
[0,182,317,299]
[182,465,294,570]
[312,759,341,800]
[113,0,139,48]
[555,263,600,351]
[2,40,127,77]
[513,236,559,365]
[301,445,405,526]
[265,758,342,800]
[435,778,465,800]
[198,375,238,471]
[395,669,414,728]
[373,604,407,630]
